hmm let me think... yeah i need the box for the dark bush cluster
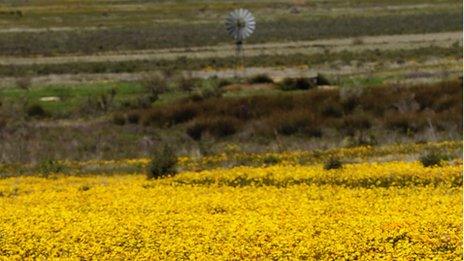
[124,80,461,141]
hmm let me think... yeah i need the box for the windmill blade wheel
[225,9,255,78]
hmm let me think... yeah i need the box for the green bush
[263,155,280,165]
[177,75,198,93]
[248,74,274,84]
[37,160,67,177]
[127,112,140,124]
[279,77,316,91]
[186,117,241,140]
[419,151,448,167]
[218,79,233,88]
[341,113,372,136]
[317,74,331,85]
[324,158,343,170]
[147,145,178,179]
[26,104,47,118]
[141,73,167,103]
[112,113,126,125]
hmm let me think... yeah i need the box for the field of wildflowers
[0,156,462,259]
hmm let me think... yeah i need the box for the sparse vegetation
[141,73,167,104]
[0,11,459,56]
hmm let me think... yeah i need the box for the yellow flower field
[0,161,462,259]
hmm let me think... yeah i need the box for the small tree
[141,73,167,103]
[420,151,447,167]
[147,144,178,179]
[177,74,197,93]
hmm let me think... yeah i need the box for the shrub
[177,75,197,93]
[321,104,343,118]
[279,77,316,91]
[141,73,167,103]
[200,86,224,100]
[168,105,197,125]
[147,144,178,179]
[26,104,47,118]
[271,110,320,136]
[341,96,360,113]
[218,79,233,88]
[324,158,343,170]
[303,126,323,138]
[263,155,281,165]
[341,113,372,136]
[419,151,448,167]
[112,113,126,125]
[78,185,91,191]
[186,122,206,140]
[186,117,241,140]
[384,112,428,134]
[127,112,140,124]
[248,74,274,84]
[203,117,241,138]
[317,74,331,85]
[37,160,67,177]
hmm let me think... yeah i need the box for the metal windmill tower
[225,9,256,76]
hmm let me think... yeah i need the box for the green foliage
[126,112,140,124]
[112,113,126,125]
[248,74,274,84]
[317,74,331,85]
[186,117,241,140]
[324,158,343,170]
[26,104,47,118]
[176,75,198,93]
[141,73,167,104]
[419,151,449,167]
[263,155,281,166]
[37,160,67,177]
[147,145,178,179]
[279,77,316,91]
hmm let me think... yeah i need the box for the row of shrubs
[117,80,461,141]
[146,145,452,179]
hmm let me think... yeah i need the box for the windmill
[225,9,255,76]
